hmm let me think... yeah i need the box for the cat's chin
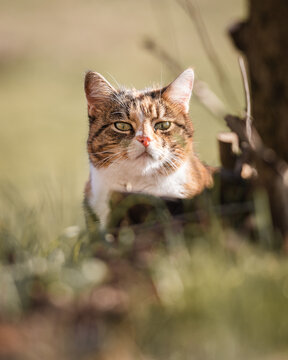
[135,152,153,160]
[131,156,163,176]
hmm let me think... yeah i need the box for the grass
[138,242,288,360]
[1,183,288,359]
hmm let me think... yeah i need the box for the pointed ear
[84,71,116,110]
[162,68,194,113]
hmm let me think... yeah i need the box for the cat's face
[85,69,195,176]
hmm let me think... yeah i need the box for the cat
[84,68,213,226]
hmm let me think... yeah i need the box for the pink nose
[136,135,151,148]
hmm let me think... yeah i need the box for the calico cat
[84,68,213,226]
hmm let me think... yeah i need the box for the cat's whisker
[90,150,117,156]
[91,149,123,159]
[96,151,124,167]
[98,157,120,167]
[106,72,121,89]
[91,148,125,156]
[163,156,182,172]
[160,164,169,177]
[111,93,127,108]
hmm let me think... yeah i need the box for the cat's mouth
[135,151,153,160]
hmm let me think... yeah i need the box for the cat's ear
[162,68,194,113]
[84,71,116,110]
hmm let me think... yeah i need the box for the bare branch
[238,56,252,144]
[193,80,227,119]
[176,0,240,110]
[143,38,182,75]
[143,38,227,119]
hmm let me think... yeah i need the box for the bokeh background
[0,0,245,201]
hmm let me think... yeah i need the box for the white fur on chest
[88,161,189,225]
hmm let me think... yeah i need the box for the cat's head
[85,68,195,176]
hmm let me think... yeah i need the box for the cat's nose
[136,135,151,148]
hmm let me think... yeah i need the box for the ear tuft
[84,71,116,107]
[162,68,194,113]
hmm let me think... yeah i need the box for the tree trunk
[229,0,288,245]
[230,0,288,162]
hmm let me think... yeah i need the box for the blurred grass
[3,1,288,360]
[1,187,288,359]
[137,241,288,360]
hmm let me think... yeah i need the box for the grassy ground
[2,1,288,359]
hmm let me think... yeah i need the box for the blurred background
[0,0,245,199]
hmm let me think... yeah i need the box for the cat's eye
[114,122,133,131]
[154,121,171,131]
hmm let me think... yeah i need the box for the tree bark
[229,0,288,245]
[230,0,288,163]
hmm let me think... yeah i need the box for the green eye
[114,122,133,131]
[154,121,171,131]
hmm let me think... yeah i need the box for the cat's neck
[86,156,212,226]
[89,154,210,198]
[89,160,189,196]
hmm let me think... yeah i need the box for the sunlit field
[2,1,288,359]
[0,0,245,187]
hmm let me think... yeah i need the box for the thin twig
[193,80,227,119]
[143,38,227,119]
[238,56,252,144]
[177,0,240,110]
[143,38,182,75]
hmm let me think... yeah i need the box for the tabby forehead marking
[138,109,144,124]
